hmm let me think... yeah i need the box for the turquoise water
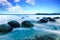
[0,15,60,40]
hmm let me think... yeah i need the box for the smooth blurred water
[0,15,60,40]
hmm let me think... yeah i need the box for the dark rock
[0,24,13,33]
[7,20,20,28]
[22,17,24,19]
[49,18,56,22]
[36,17,40,19]
[54,17,60,19]
[38,19,48,23]
[46,17,52,19]
[46,17,56,22]
[42,17,47,19]
[21,21,33,28]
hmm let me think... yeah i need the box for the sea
[0,15,60,40]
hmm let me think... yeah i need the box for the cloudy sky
[0,0,60,14]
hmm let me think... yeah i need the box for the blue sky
[0,0,60,14]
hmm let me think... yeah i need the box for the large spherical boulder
[38,19,48,23]
[0,24,13,33]
[7,21,20,28]
[21,21,33,28]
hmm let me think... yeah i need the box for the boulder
[7,20,20,28]
[46,17,56,22]
[38,19,48,23]
[0,24,13,33]
[42,17,47,19]
[46,17,52,19]
[22,17,24,19]
[21,21,33,28]
[49,18,56,22]
[36,17,40,19]
[54,17,60,19]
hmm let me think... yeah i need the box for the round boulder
[46,17,56,22]
[0,24,13,33]
[21,21,33,28]
[54,17,60,19]
[38,19,48,23]
[49,18,56,22]
[7,20,20,28]
[46,17,52,19]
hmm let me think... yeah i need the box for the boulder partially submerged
[49,18,56,22]
[0,24,13,33]
[21,21,33,28]
[46,17,56,22]
[54,17,60,19]
[38,18,48,23]
[7,20,20,28]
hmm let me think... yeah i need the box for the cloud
[5,5,23,14]
[0,0,12,7]
[0,0,13,11]
[0,0,36,14]
[14,0,20,2]
[26,0,36,5]
[0,0,23,14]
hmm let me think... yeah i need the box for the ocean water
[0,15,60,40]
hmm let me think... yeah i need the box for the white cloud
[0,0,13,12]
[0,0,12,7]
[26,0,36,5]
[7,5,23,14]
[0,0,36,14]
[14,0,20,2]
[0,0,23,14]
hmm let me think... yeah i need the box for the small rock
[22,17,24,19]
[36,17,40,19]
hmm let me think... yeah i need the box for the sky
[0,0,60,14]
